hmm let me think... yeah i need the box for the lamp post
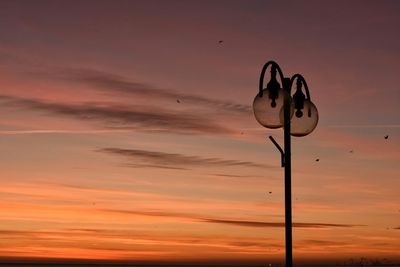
[253,61,318,267]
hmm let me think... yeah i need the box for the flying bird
[218,40,224,44]
[268,191,272,194]
[384,135,389,139]
[315,158,320,162]
[349,150,353,153]
[176,99,181,103]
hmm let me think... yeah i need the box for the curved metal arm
[289,74,311,101]
[290,74,312,117]
[259,61,286,96]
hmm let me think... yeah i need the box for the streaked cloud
[298,239,350,246]
[325,124,400,129]
[0,95,233,135]
[0,129,131,135]
[0,228,282,258]
[98,147,270,169]
[104,208,362,229]
[203,218,361,229]
[212,173,262,178]
[49,68,252,114]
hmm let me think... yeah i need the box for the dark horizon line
[1,256,400,266]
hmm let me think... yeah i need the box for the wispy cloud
[45,68,252,114]
[211,173,262,178]
[98,147,269,169]
[0,95,233,135]
[298,239,350,246]
[325,124,400,128]
[103,208,362,229]
[0,129,131,135]
[203,218,361,229]
[102,209,196,220]
[0,228,280,255]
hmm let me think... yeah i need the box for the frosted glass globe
[253,88,289,129]
[288,99,318,137]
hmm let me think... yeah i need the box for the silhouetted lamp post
[253,61,318,267]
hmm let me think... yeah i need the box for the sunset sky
[0,0,399,265]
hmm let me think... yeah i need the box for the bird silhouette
[268,191,272,194]
[384,135,389,139]
[218,40,224,44]
[349,150,353,153]
[176,99,181,103]
[315,158,320,162]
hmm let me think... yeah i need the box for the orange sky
[0,0,399,265]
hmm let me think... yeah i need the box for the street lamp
[253,61,318,267]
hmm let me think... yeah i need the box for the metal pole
[283,77,293,267]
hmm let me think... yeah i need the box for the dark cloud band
[98,147,269,169]
[55,68,252,114]
[102,208,363,229]
[0,95,233,135]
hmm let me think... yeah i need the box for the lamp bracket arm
[259,61,286,96]
[268,136,285,167]
[290,74,311,101]
[290,74,313,116]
